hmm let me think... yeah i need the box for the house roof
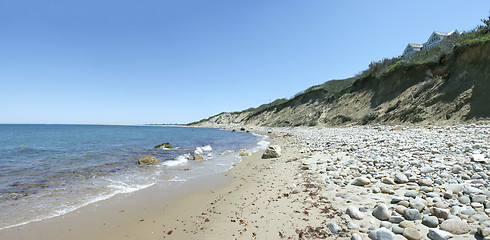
[433,29,459,37]
[409,43,423,48]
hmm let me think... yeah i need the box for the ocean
[0,124,268,229]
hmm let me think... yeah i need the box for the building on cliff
[403,29,461,59]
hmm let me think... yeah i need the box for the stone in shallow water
[138,156,159,164]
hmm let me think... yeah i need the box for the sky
[1,1,489,124]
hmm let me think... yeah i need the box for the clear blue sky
[1,1,489,124]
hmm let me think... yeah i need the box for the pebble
[422,215,439,228]
[417,178,433,186]
[395,173,409,183]
[404,190,418,198]
[458,196,470,204]
[446,184,464,193]
[348,221,359,230]
[431,207,450,219]
[392,225,404,234]
[273,124,490,240]
[402,227,421,240]
[346,206,364,220]
[380,221,392,229]
[440,218,471,234]
[373,204,391,221]
[351,233,363,240]
[369,227,395,240]
[403,209,421,221]
[327,222,342,234]
[352,177,371,186]
[427,228,454,240]
[399,221,416,229]
[388,215,405,223]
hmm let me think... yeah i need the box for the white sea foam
[194,145,213,154]
[163,154,190,167]
[0,181,155,230]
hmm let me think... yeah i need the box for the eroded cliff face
[192,41,490,127]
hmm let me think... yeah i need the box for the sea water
[0,124,268,229]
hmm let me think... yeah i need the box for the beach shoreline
[1,124,489,240]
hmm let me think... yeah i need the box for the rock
[193,153,204,160]
[261,145,281,159]
[403,228,421,240]
[352,177,371,186]
[381,186,395,194]
[472,153,487,163]
[404,190,418,198]
[404,209,421,221]
[375,227,395,240]
[417,178,433,186]
[392,125,404,130]
[389,215,405,223]
[399,221,417,229]
[348,222,359,230]
[422,215,439,228]
[395,205,407,215]
[351,233,363,240]
[327,222,342,234]
[458,196,470,204]
[440,218,470,234]
[154,142,173,149]
[373,204,391,221]
[452,165,464,174]
[460,207,476,215]
[392,225,405,234]
[239,149,252,156]
[138,156,159,164]
[431,207,450,219]
[472,194,487,203]
[478,227,490,238]
[393,235,408,240]
[380,221,392,229]
[383,177,396,185]
[446,184,463,194]
[464,185,483,195]
[346,206,364,220]
[427,228,454,240]
[395,173,409,183]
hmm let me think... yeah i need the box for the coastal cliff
[192,40,490,127]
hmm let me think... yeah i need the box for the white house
[423,29,460,50]
[403,43,424,59]
[403,29,460,58]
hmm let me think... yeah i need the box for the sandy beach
[1,124,489,240]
